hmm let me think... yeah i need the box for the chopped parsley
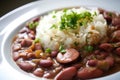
[59,10,93,30]
[50,9,94,31]
[52,15,56,18]
[50,24,57,29]
[93,12,97,16]
[34,38,40,43]
[45,48,51,53]
[28,21,39,30]
[59,44,66,53]
[63,8,68,12]
[84,45,94,52]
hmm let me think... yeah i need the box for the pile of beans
[12,8,120,80]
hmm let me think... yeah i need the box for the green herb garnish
[52,15,56,18]
[59,11,93,30]
[28,21,39,30]
[59,44,66,53]
[93,12,97,16]
[45,48,51,53]
[34,38,40,43]
[50,24,57,29]
[63,8,68,12]
[84,45,94,52]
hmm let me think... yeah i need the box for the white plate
[0,0,120,80]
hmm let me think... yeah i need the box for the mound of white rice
[36,7,107,50]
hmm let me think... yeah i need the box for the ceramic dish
[0,0,120,80]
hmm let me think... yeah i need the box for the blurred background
[0,0,36,17]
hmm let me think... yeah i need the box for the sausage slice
[56,48,80,63]
[77,67,103,79]
[55,67,77,80]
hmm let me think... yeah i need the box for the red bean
[12,44,21,51]
[33,17,40,22]
[105,56,114,67]
[27,53,35,58]
[112,17,120,26]
[94,50,100,55]
[19,27,29,33]
[39,59,53,67]
[33,68,44,77]
[17,61,36,71]
[103,11,112,24]
[12,52,20,61]
[116,47,120,56]
[43,71,57,78]
[98,8,104,14]
[28,33,35,40]
[56,48,80,63]
[19,52,27,59]
[55,67,77,80]
[111,30,120,42]
[88,60,98,67]
[21,39,32,47]
[96,51,109,59]
[99,43,113,52]
[51,50,58,57]
[114,56,120,63]
[77,67,103,79]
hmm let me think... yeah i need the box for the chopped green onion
[59,11,93,30]
[84,45,94,52]
[63,8,68,12]
[50,24,57,29]
[34,38,40,43]
[59,44,66,53]
[45,48,51,53]
[52,15,56,18]
[28,21,39,30]
[93,12,97,16]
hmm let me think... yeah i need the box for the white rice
[36,7,107,50]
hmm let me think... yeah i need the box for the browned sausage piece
[56,48,80,63]
[17,61,36,72]
[77,67,103,79]
[55,67,77,80]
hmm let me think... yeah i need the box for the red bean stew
[12,8,120,80]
